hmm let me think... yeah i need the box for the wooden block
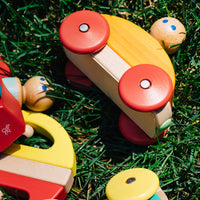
[3,110,76,176]
[0,153,73,193]
[0,170,66,200]
[2,77,23,106]
[153,102,172,131]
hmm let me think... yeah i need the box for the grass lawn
[0,0,199,199]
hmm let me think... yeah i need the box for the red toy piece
[59,10,110,53]
[65,61,93,89]
[118,64,173,112]
[119,113,167,145]
[0,58,11,78]
[0,78,25,152]
[0,170,66,200]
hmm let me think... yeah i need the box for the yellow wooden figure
[150,17,186,54]
[2,76,54,112]
[106,168,168,200]
[59,10,175,144]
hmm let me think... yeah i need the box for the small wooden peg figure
[2,76,54,112]
[150,17,186,54]
[23,76,54,112]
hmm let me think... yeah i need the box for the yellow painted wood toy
[59,10,176,145]
[106,168,168,200]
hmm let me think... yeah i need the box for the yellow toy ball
[150,17,186,54]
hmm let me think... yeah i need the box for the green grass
[0,0,199,199]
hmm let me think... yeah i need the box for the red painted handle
[0,170,66,200]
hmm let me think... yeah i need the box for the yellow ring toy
[3,110,76,176]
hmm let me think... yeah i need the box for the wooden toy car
[106,168,168,200]
[59,10,175,145]
[1,110,76,199]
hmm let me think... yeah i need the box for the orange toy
[60,10,175,145]
[150,17,186,54]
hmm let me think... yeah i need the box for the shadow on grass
[96,100,148,163]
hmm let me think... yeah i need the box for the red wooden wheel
[65,61,93,89]
[119,113,166,145]
[118,64,173,112]
[0,58,11,78]
[59,10,110,53]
